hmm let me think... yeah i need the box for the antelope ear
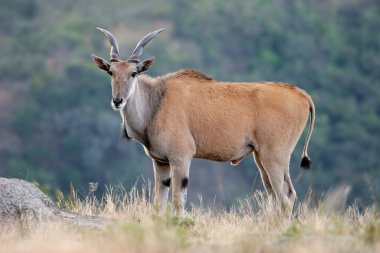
[91,54,111,74]
[138,57,155,73]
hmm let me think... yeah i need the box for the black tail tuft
[300,156,312,170]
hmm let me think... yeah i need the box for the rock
[58,210,108,229]
[0,177,107,230]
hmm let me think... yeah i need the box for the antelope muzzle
[112,97,124,109]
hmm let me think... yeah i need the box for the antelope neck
[121,75,163,147]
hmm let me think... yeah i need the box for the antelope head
[92,27,165,110]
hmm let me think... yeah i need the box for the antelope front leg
[152,159,171,214]
[170,158,191,217]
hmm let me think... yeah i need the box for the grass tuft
[1,185,379,253]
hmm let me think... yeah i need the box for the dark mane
[164,69,213,81]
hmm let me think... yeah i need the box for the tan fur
[151,72,311,162]
[151,70,314,218]
[93,60,315,219]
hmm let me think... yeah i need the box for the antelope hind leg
[259,151,296,220]
[253,151,275,198]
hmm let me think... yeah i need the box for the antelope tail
[300,98,315,170]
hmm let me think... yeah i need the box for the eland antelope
[91,27,315,218]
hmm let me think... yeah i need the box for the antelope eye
[108,71,113,76]
[131,72,137,78]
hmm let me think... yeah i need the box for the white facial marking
[126,77,138,101]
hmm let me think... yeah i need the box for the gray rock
[0,177,107,230]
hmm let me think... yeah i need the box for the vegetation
[0,0,379,207]
[1,186,380,253]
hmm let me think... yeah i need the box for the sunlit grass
[1,185,379,253]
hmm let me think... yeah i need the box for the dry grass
[1,185,379,253]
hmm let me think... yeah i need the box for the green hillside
[0,0,379,206]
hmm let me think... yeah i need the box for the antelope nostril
[112,97,123,106]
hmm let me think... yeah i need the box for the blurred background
[0,0,379,208]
